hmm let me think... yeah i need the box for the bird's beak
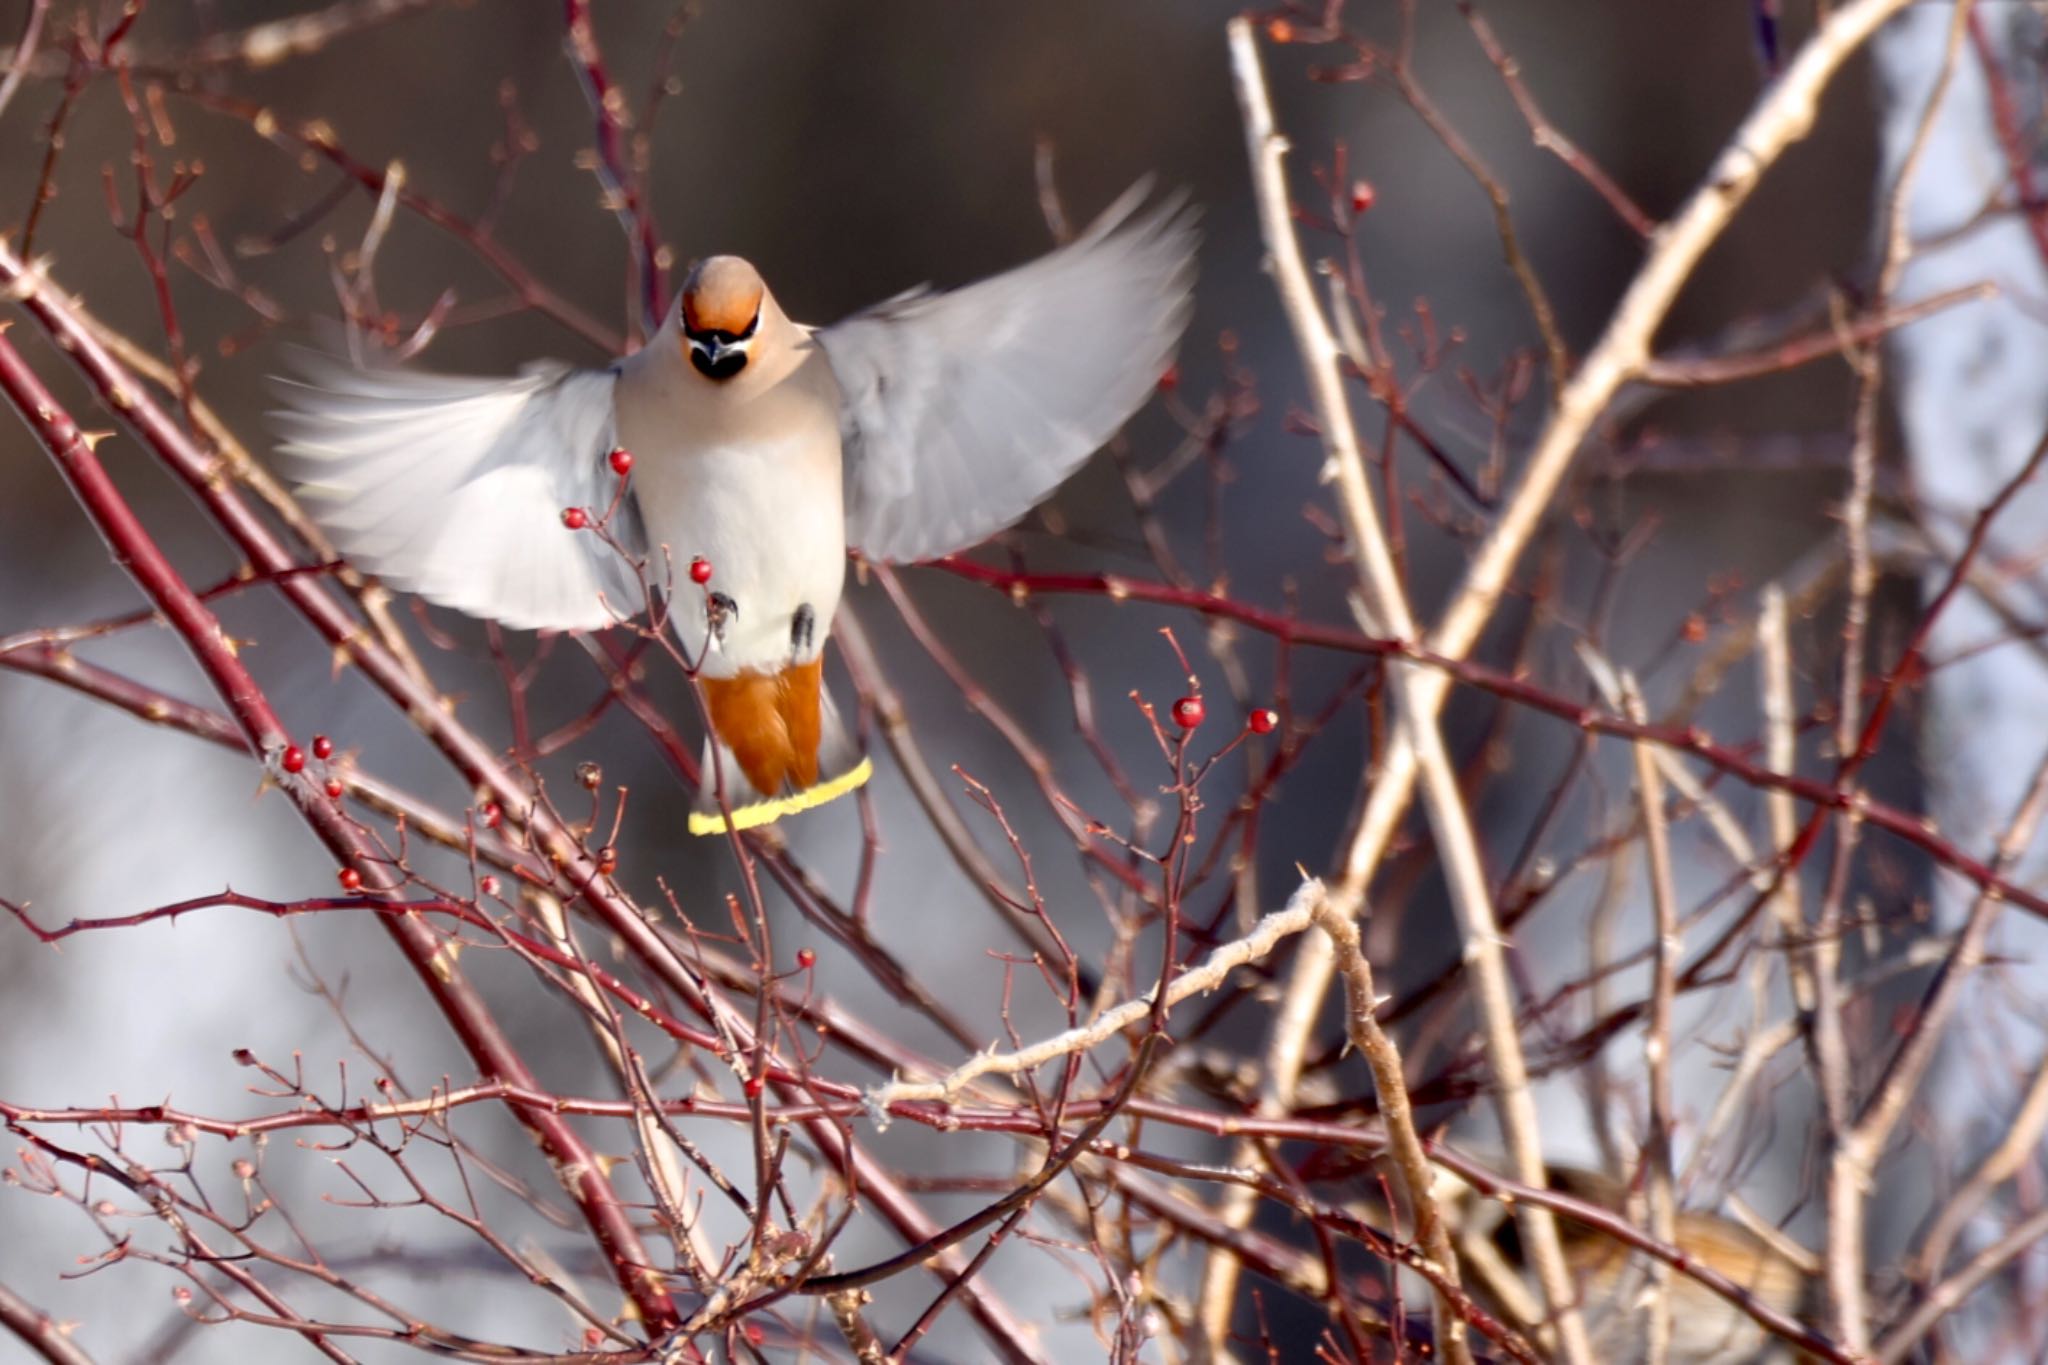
[684,329,753,380]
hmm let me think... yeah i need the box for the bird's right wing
[272,351,647,632]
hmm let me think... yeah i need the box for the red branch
[928,556,2048,923]
[0,1277,95,1365]
[0,324,680,1336]
[564,0,665,335]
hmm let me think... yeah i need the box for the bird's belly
[636,441,846,678]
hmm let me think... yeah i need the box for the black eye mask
[689,324,755,348]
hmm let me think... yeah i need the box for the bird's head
[678,257,764,381]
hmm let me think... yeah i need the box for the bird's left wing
[273,352,647,632]
[815,183,1198,564]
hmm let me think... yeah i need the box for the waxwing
[1440,1162,1820,1365]
[275,183,1198,834]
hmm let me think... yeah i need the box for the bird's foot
[790,603,816,658]
[706,592,738,643]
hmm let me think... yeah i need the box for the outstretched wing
[815,183,1198,563]
[273,352,647,632]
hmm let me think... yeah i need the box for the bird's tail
[688,660,871,836]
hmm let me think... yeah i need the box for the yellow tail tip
[688,756,875,836]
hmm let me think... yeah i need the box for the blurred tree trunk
[1875,0,2048,1312]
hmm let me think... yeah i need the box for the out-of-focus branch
[1457,0,1654,239]
[0,323,680,1334]
[0,640,565,886]
[1825,4,1973,1347]
[1877,1204,2048,1365]
[871,879,1327,1108]
[0,0,469,75]
[1910,1047,2048,1290]
[176,0,458,68]
[1209,7,1921,1348]
[1340,0,1926,921]
[171,89,622,352]
[828,1288,887,1364]
[1229,21,1587,1359]
[1622,676,1679,1365]
[830,606,1047,954]
[1313,898,1474,1365]
[1636,282,1993,388]
[1344,0,1925,911]
[70,302,432,687]
[0,1279,95,1365]
[937,557,2048,924]
[564,0,665,338]
[0,0,48,124]
[0,641,246,748]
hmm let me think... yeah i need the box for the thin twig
[1621,675,1679,1365]
[0,325,680,1334]
[1312,899,1475,1365]
[1220,8,1922,1343]
[0,1279,96,1365]
[1876,1204,2048,1365]
[0,0,49,124]
[1825,5,1974,1344]
[871,880,1326,1108]
[1230,22,1592,1360]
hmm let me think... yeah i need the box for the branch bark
[0,320,681,1334]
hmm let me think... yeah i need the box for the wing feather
[817,183,1198,563]
[272,351,646,632]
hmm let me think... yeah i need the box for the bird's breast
[626,425,848,676]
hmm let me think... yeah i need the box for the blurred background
[0,1,1959,1360]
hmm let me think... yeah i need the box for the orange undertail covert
[689,659,873,835]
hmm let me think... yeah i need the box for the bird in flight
[275,184,1198,834]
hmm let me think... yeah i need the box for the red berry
[337,867,363,892]
[280,745,306,774]
[561,507,588,530]
[796,948,816,969]
[1267,17,1295,42]
[324,778,344,799]
[608,447,634,476]
[1249,708,1279,735]
[689,556,713,585]
[311,735,333,760]
[744,1075,764,1099]
[1157,363,1180,393]
[482,802,502,830]
[1171,696,1205,730]
[1350,180,1376,215]
[596,845,618,874]
[479,875,500,898]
